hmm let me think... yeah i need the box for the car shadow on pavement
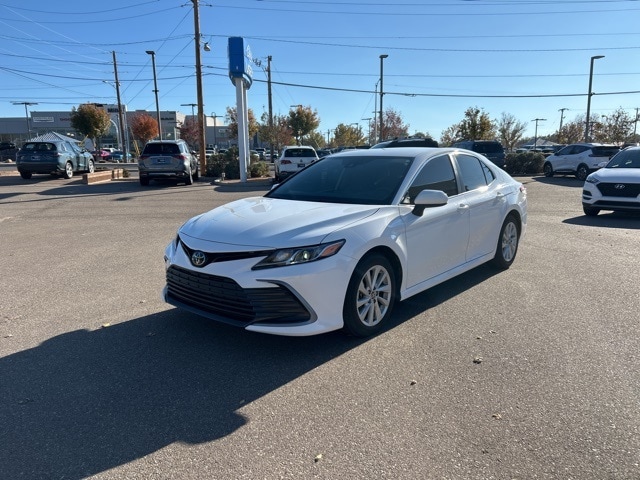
[0,310,360,479]
[0,263,498,479]
[564,211,640,230]
[532,176,584,188]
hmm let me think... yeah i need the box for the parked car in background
[316,148,333,158]
[138,139,199,186]
[16,141,94,179]
[371,137,439,149]
[543,143,620,181]
[255,147,267,160]
[453,140,506,168]
[0,141,16,150]
[92,149,111,162]
[162,147,527,337]
[106,150,132,162]
[274,146,319,182]
[205,148,216,159]
[582,146,640,216]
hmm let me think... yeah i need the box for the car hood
[591,168,640,183]
[180,197,380,248]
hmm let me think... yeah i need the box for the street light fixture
[531,118,546,151]
[379,54,388,143]
[145,50,162,140]
[12,101,38,138]
[585,55,604,142]
[181,103,197,117]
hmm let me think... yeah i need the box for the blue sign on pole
[228,37,253,88]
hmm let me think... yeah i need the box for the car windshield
[606,149,640,168]
[267,154,414,205]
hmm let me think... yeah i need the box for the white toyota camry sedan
[163,148,527,337]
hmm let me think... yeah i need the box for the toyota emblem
[614,184,626,190]
[191,251,207,267]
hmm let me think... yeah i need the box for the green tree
[258,112,293,153]
[305,131,326,149]
[497,112,527,151]
[70,103,111,148]
[226,106,259,140]
[598,107,634,143]
[440,125,460,146]
[288,105,320,145]
[457,106,496,140]
[333,123,364,147]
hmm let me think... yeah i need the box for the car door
[401,154,470,288]
[551,145,575,171]
[68,142,85,170]
[454,153,505,261]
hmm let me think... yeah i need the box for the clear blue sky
[1,0,639,142]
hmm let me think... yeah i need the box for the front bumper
[162,236,353,336]
[582,182,640,212]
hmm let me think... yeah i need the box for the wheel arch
[358,245,403,300]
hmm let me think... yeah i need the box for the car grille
[597,182,640,198]
[166,265,311,326]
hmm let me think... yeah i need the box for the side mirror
[412,189,449,216]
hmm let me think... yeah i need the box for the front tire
[343,254,396,337]
[63,162,74,179]
[492,214,520,270]
[576,164,589,182]
[583,205,600,216]
[543,162,554,177]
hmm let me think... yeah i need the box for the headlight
[252,240,345,270]
[585,174,600,184]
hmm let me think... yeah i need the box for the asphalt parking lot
[1,172,639,479]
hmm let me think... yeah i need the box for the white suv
[275,146,319,182]
[543,143,620,181]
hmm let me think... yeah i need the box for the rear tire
[140,177,150,186]
[20,171,32,179]
[63,162,74,179]
[343,254,396,337]
[492,214,520,270]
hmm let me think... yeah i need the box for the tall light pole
[145,50,162,140]
[12,101,38,139]
[532,118,546,150]
[379,54,388,143]
[585,55,604,142]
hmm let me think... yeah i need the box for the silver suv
[543,143,620,181]
[138,140,199,186]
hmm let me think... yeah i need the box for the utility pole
[531,118,546,151]
[267,55,274,161]
[558,108,568,132]
[634,107,639,139]
[12,101,38,139]
[192,0,206,175]
[112,51,128,162]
